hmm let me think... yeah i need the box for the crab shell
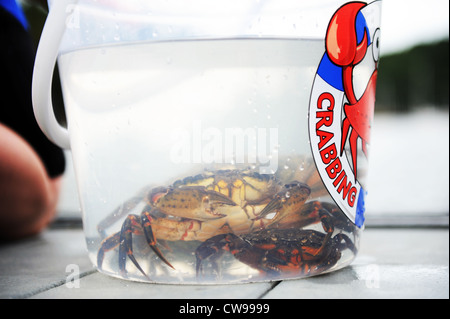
[145,169,313,241]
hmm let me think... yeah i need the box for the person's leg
[0,124,62,239]
[0,6,65,240]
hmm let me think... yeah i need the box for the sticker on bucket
[309,1,381,228]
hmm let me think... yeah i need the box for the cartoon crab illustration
[325,1,380,178]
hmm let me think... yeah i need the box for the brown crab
[96,158,354,278]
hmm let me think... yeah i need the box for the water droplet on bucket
[299,163,305,171]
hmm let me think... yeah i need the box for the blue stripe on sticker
[356,11,371,45]
[317,54,344,92]
[355,188,367,228]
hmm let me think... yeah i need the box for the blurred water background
[19,0,449,224]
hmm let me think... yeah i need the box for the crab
[96,158,356,278]
[325,1,379,178]
[196,201,358,278]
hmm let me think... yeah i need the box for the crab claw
[326,2,368,67]
[256,182,311,225]
[149,186,236,221]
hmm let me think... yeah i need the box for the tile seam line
[257,280,282,299]
[17,269,98,299]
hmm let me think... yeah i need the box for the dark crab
[196,207,358,278]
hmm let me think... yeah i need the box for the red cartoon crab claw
[325,1,376,180]
[326,2,368,101]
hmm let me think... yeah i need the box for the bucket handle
[32,0,77,149]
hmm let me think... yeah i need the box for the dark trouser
[0,7,65,178]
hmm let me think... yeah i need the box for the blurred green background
[376,40,449,112]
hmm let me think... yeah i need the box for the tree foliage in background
[376,39,449,112]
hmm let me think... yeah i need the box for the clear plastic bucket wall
[32,0,382,284]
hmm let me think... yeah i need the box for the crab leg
[118,215,147,277]
[118,212,176,277]
[97,214,144,276]
[98,212,175,278]
[97,232,121,271]
[195,233,229,276]
[140,212,175,269]
[333,233,357,255]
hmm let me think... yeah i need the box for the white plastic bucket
[33,0,382,284]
